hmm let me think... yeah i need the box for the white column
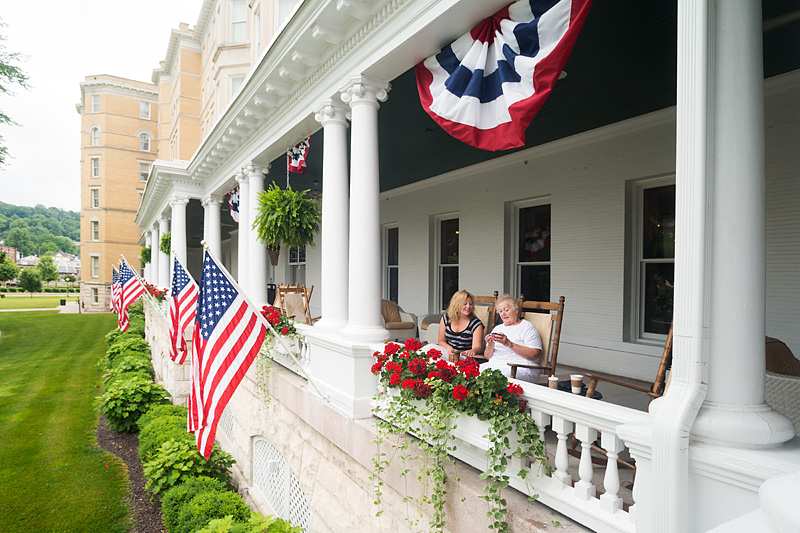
[144,231,152,281]
[158,216,170,288]
[202,196,223,258]
[170,195,189,268]
[235,171,249,291]
[247,164,269,306]
[150,226,160,286]
[689,0,793,447]
[314,99,350,332]
[340,76,390,342]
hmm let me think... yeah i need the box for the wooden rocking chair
[508,295,566,383]
[274,284,320,325]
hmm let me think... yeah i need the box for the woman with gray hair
[482,294,543,382]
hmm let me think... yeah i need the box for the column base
[691,401,795,448]
[340,323,390,344]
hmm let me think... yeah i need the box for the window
[140,101,151,119]
[437,217,459,310]
[254,7,261,54]
[275,0,302,29]
[288,246,306,285]
[139,133,150,151]
[515,203,551,302]
[635,183,675,339]
[90,189,99,208]
[90,157,99,177]
[139,162,150,181]
[230,75,245,99]
[90,127,99,146]
[91,95,99,112]
[231,0,247,43]
[91,256,100,277]
[91,288,99,304]
[384,226,399,303]
[91,221,99,241]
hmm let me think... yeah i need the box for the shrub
[102,350,150,373]
[107,354,154,377]
[101,375,171,433]
[161,476,230,533]
[137,403,188,431]
[129,301,145,317]
[175,490,251,533]
[128,316,146,337]
[106,370,153,389]
[139,416,192,463]
[144,439,234,497]
[107,337,150,360]
[198,514,303,533]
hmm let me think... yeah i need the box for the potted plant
[253,182,321,266]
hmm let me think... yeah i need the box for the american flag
[118,259,146,332]
[189,250,266,458]
[287,136,311,174]
[110,266,121,313]
[415,0,593,151]
[227,187,240,223]
[169,257,199,364]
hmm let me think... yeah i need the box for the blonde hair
[446,290,476,324]
[496,293,520,315]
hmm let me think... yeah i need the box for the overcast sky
[0,1,201,212]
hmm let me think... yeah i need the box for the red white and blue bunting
[415,0,593,152]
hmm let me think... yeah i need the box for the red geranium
[438,366,455,383]
[371,362,384,375]
[385,361,402,373]
[384,343,401,355]
[452,385,469,401]
[408,358,428,375]
[389,372,402,386]
[414,380,433,398]
[427,349,442,360]
[402,378,417,389]
[404,338,423,352]
[507,383,523,397]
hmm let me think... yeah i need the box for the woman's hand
[492,332,510,347]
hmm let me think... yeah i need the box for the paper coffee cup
[570,374,583,394]
[548,376,559,389]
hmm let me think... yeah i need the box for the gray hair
[496,293,520,313]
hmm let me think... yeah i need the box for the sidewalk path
[0,301,83,314]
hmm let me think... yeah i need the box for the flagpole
[199,240,330,402]
[120,254,168,319]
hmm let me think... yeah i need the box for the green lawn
[0,312,131,532]
[0,295,79,310]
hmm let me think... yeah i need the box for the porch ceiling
[265,0,795,195]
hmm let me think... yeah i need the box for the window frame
[91,220,99,241]
[230,0,247,43]
[91,255,100,278]
[512,198,552,303]
[139,162,151,182]
[91,95,99,113]
[287,246,306,286]
[91,287,99,304]
[90,188,100,208]
[383,225,399,303]
[139,132,151,152]
[90,127,99,146]
[253,5,262,55]
[434,214,459,311]
[140,101,151,119]
[90,157,100,178]
[230,75,245,100]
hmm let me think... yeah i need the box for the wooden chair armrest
[508,362,553,379]
[585,373,655,395]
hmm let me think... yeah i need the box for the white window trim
[287,246,306,285]
[91,287,99,304]
[90,219,100,241]
[90,157,100,178]
[91,95,99,113]
[511,196,552,302]
[230,75,245,101]
[231,0,247,43]
[139,161,151,182]
[433,213,459,311]
[90,254,100,278]
[140,100,151,120]
[628,175,675,344]
[90,126,100,146]
[382,224,399,302]
[89,188,100,209]
[139,132,151,152]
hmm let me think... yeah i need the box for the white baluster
[551,416,573,487]
[600,433,624,513]
[574,424,597,500]
[528,408,551,473]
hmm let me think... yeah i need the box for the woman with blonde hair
[482,294,543,382]
[438,290,484,361]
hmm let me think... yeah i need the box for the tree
[0,17,30,167]
[6,227,34,256]
[0,256,19,286]
[17,269,41,297]
[36,254,59,284]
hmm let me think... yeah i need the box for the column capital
[340,76,390,108]
[169,194,190,207]
[315,99,350,127]
[235,170,248,184]
[201,195,224,207]
[245,163,271,178]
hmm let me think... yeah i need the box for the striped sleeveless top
[443,315,483,351]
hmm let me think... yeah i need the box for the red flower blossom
[404,338,423,352]
[408,358,427,375]
[371,362,383,375]
[384,343,401,355]
[389,372,402,386]
[452,385,469,401]
[402,378,417,389]
[280,327,289,335]
[461,364,480,378]
[435,359,450,371]
[438,366,455,383]
[414,380,432,398]
[507,383,523,397]
[385,361,402,373]
[427,349,442,360]
[427,371,439,380]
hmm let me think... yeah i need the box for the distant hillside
[0,201,80,256]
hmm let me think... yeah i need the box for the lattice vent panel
[219,405,234,440]
[252,437,310,530]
